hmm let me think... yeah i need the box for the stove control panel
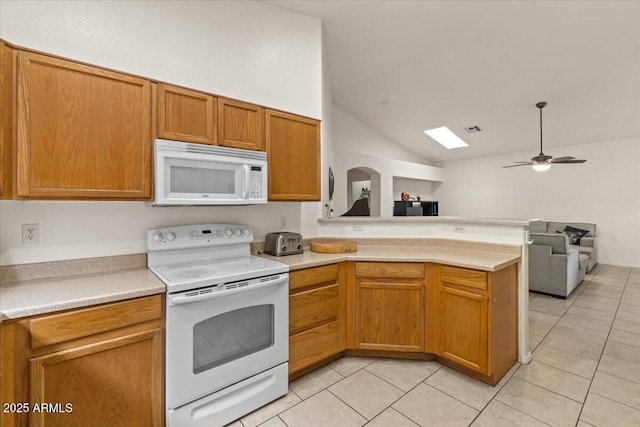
[147,224,253,251]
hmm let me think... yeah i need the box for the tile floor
[229,264,640,427]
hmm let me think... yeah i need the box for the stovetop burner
[147,224,289,293]
[171,268,216,280]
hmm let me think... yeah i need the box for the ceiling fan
[503,102,586,171]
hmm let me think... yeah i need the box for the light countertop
[0,267,165,321]
[318,216,539,227]
[260,244,520,272]
[1,239,520,321]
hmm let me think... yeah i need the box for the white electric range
[147,224,289,427]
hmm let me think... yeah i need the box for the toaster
[264,232,303,256]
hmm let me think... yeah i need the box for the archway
[346,167,381,216]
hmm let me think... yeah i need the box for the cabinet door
[29,329,163,427]
[158,83,216,144]
[16,51,152,199]
[217,97,264,151]
[440,286,488,373]
[265,110,320,201]
[356,278,424,352]
[0,41,14,199]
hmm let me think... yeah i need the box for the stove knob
[152,232,164,242]
[235,228,242,236]
[243,228,252,236]
[225,228,233,237]
[166,232,176,241]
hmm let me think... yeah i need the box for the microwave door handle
[243,165,251,199]
[169,275,288,306]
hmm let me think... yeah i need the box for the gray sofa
[529,221,598,298]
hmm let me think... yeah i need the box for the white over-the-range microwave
[152,139,267,206]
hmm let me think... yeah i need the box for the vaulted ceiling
[264,1,640,164]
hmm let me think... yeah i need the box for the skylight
[423,126,468,149]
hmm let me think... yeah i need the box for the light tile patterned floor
[229,264,640,427]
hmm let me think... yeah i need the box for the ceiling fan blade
[551,159,587,164]
[550,156,576,162]
[502,163,533,168]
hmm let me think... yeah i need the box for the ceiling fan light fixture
[502,101,586,169]
[532,163,551,172]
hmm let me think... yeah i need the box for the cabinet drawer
[29,295,163,349]
[289,321,340,375]
[356,262,424,279]
[290,284,338,335]
[440,265,487,290]
[290,264,339,293]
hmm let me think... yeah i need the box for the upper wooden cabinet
[0,41,14,199]
[157,83,216,145]
[265,109,320,201]
[352,262,425,352]
[217,97,264,151]
[16,51,153,199]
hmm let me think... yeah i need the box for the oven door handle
[169,275,288,306]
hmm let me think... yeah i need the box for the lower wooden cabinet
[288,264,344,378]
[352,262,425,352]
[0,295,164,427]
[440,285,488,372]
[436,264,518,384]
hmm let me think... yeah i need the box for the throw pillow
[556,230,581,245]
[564,225,590,245]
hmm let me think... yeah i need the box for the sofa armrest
[581,236,596,248]
[581,236,598,266]
[530,232,570,254]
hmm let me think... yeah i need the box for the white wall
[0,1,323,266]
[0,0,322,119]
[433,137,640,267]
[393,177,434,203]
[331,106,443,216]
[0,201,302,265]
[332,106,431,164]
[299,34,334,237]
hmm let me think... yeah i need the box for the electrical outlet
[280,216,287,229]
[453,225,465,233]
[352,224,364,232]
[22,223,40,244]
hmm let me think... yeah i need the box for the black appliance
[393,201,438,216]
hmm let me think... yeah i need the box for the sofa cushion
[570,245,594,257]
[565,225,590,244]
[547,222,596,237]
[557,227,589,245]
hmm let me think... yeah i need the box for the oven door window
[192,304,274,374]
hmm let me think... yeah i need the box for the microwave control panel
[249,166,265,200]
